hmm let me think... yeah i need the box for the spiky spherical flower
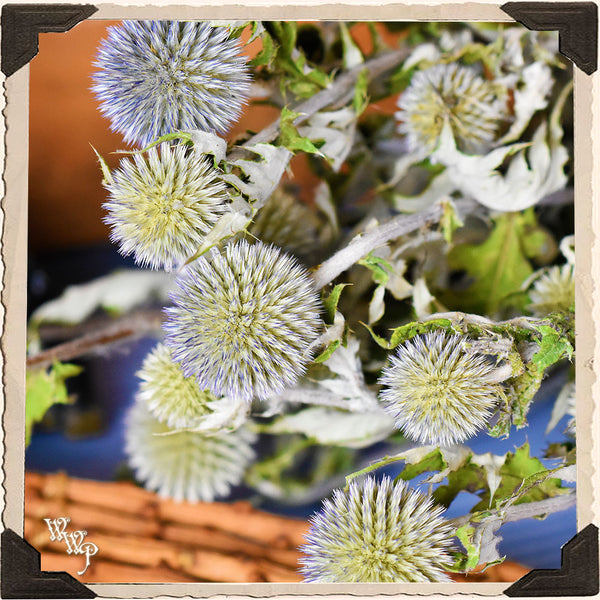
[136,342,248,431]
[104,143,229,270]
[528,264,575,317]
[378,332,503,446]
[396,63,509,155]
[249,187,320,258]
[125,402,256,502]
[300,476,454,583]
[164,240,321,402]
[92,21,251,148]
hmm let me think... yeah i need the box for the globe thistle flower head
[300,476,454,582]
[378,332,502,446]
[125,402,256,502]
[164,240,322,402]
[249,187,321,258]
[528,264,575,317]
[103,143,229,270]
[396,63,509,156]
[92,20,251,148]
[137,342,228,430]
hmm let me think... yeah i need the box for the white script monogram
[44,517,98,575]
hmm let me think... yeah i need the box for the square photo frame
[1,1,599,598]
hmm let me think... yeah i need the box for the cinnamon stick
[32,473,308,549]
[25,495,162,538]
[158,499,309,548]
[160,522,302,569]
[38,472,158,518]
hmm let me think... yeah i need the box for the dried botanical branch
[229,46,410,158]
[311,201,446,289]
[26,310,163,370]
[450,490,576,528]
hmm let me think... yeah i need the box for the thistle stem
[26,310,163,370]
[311,202,445,289]
[230,47,410,157]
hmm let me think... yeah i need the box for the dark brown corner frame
[501,1,597,74]
[1,529,96,598]
[1,3,98,77]
[0,2,598,598]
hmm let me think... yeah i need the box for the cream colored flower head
[136,342,248,432]
[379,332,504,446]
[396,63,509,156]
[528,264,575,317]
[125,402,256,503]
[103,143,229,271]
[301,475,454,582]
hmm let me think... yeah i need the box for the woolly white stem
[311,203,444,289]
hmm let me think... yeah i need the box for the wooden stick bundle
[25,471,305,583]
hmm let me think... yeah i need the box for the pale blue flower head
[164,240,322,402]
[92,20,251,147]
[300,475,454,582]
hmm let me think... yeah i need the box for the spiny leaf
[278,106,325,157]
[322,283,350,323]
[362,318,457,350]
[353,68,370,116]
[313,339,341,363]
[250,31,276,67]
[446,211,547,314]
[531,324,574,371]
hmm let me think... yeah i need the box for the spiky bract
[125,402,256,502]
[249,187,320,258]
[137,342,222,429]
[396,63,508,155]
[528,264,575,317]
[104,143,229,270]
[379,332,502,446]
[92,20,251,147]
[300,476,454,582]
[164,240,321,402]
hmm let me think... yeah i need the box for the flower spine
[164,240,322,402]
[103,143,229,270]
[92,20,251,147]
[125,402,256,503]
[396,63,509,156]
[300,475,454,582]
[378,332,503,446]
[528,264,575,317]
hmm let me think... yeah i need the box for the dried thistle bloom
[92,20,251,148]
[164,240,322,402]
[396,63,509,155]
[528,264,575,317]
[136,342,247,431]
[300,476,454,582]
[125,402,256,502]
[249,187,320,258]
[379,332,503,446]
[104,143,229,270]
